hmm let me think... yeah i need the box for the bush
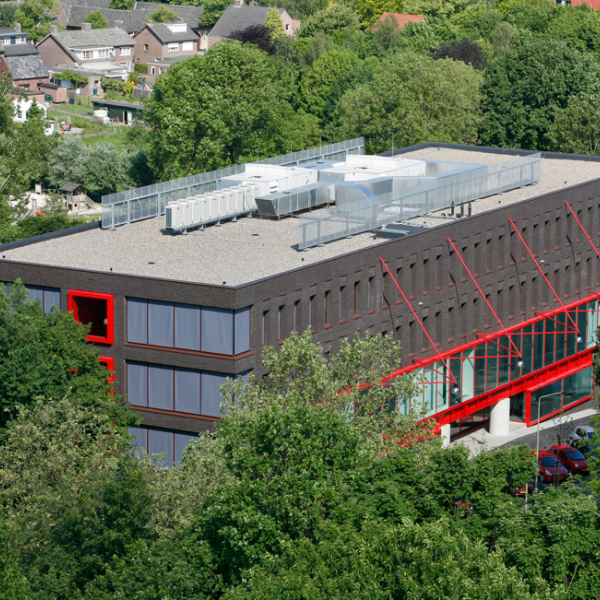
[134,62,149,75]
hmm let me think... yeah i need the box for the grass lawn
[82,129,134,152]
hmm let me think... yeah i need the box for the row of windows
[1,283,60,313]
[127,298,250,355]
[129,426,198,468]
[127,361,247,418]
[396,299,598,418]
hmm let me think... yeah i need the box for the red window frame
[99,356,115,383]
[68,290,114,344]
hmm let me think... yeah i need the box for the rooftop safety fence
[298,153,542,250]
[101,138,365,229]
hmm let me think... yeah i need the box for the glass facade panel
[148,364,174,410]
[202,308,234,355]
[533,321,544,371]
[510,391,525,422]
[127,298,148,344]
[148,301,174,348]
[522,325,533,375]
[462,349,475,403]
[474,343,486,397]
[202,371,229,417]
[498,335,510,386]
[555,314,566,363]
[175,303,201,351]
[544,318,555,367]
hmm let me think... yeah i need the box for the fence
[298,153,542,250]
[101,138,365,229]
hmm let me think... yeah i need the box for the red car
[549,444,589,475]
[534,450,568,483]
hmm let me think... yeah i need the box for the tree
[100,75,124,93]
[265,7,285,40]
[546,4,600,55]
[200,0,230,27]
[549,93,600,155]
[336,52,482,153]
[145,41,306,177]
[372,13,400,53]
[109,0,134,8]
[479,37,600,151]
[86,9,108,29]
[146,5,180,24]
[299,49,361,121]
[49,136,131,193]
[0,281,131,430]
[431,39,488,70]
[299,4,360,39]
[0,3,16,28]
[14,0,59,42]
[230,24,277,54]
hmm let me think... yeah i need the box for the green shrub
[134,62,149,75]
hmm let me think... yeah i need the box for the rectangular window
[98,49,109,59]
[82,50,92,59]
[129,425,199,467]
[69,290,114,344]
[120,46,131,56]
[127,361,248,419]
[354,281,359,315]
[262,310,268,345]
[144,44,149,52]
[126,298,249,355]
[278,305,284,340]
[324,291,330,325]
[168,43,179,52]
[293,300,299,332]
[339,286,345,320]
[151,66,156,75]
[26,285,60,313]
[182,41,193,51]
[368,276,374,311]
[309,295,315,328]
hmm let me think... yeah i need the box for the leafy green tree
[0,2,16,28]
[200,0,230,27]
[546,4,600,55]
[265,7,285,40]
[145,41,310,177]
[100,74,124,93]
[14,0,59,42]
[49,136,131,193]
[432,38,488,70]
[299,4,360,39]
[109,0,134,8]
[0,281,131,430]
[479,37,600,150]
[299,49,361,121]
[337,51,482,153]
[86,9,108,29]
[548,93,600,155]
[372,13,400,53]
[146,5,180,24]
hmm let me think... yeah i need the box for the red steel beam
[564,200,600,260]
[446,236,522,358]
[508,218,579,333]
[379,257,457,384]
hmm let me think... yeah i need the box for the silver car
[568,426,595,445]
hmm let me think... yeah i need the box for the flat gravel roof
[5,149,600,286]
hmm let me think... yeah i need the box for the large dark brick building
[2,142,599,464]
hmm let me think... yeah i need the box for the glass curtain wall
[400,299,597,418]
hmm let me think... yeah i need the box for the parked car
[549,444,589,475]
[512,481,535,497]
[534,450,568,483]
[568,426,595,445]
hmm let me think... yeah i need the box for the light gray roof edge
[52,28,136,48]
[142,23,199,43]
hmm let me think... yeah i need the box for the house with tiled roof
[134,21,200,63]
[0,43,50,91]
[207,0,299,49]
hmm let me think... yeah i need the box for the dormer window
[166,23,186,33]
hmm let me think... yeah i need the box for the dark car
[549,444,589,475]
[535,450,568,483]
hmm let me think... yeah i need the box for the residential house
[0,23,28,48]
[36,23,136,95]
[134,22,200,64]
[207,0,300,49]
[0,43,50,91]
[57,0,205,38]
[371,12,426,29]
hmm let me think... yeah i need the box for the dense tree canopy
[479,37,600,150]
[86,9,108,29]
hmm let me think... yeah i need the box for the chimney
[50,24,58,34]
[82,22,92,32]
[114,20,123,29]
[14,23,21,32]
[234,0,243,6]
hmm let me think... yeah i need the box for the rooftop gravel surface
[5,149,600,286]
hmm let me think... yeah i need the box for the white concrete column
[440,423,451,448]
[489,398,511,436]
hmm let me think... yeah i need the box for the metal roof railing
[101,138,365,229]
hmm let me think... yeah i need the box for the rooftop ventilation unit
[165,201,183,230]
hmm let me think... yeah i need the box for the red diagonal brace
[564,200,600,260]
[508,218,579,333]
[446,236,521,358]
[379,257,457,384]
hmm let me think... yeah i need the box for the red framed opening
[99,356,115,383]
[69,290,114,344]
